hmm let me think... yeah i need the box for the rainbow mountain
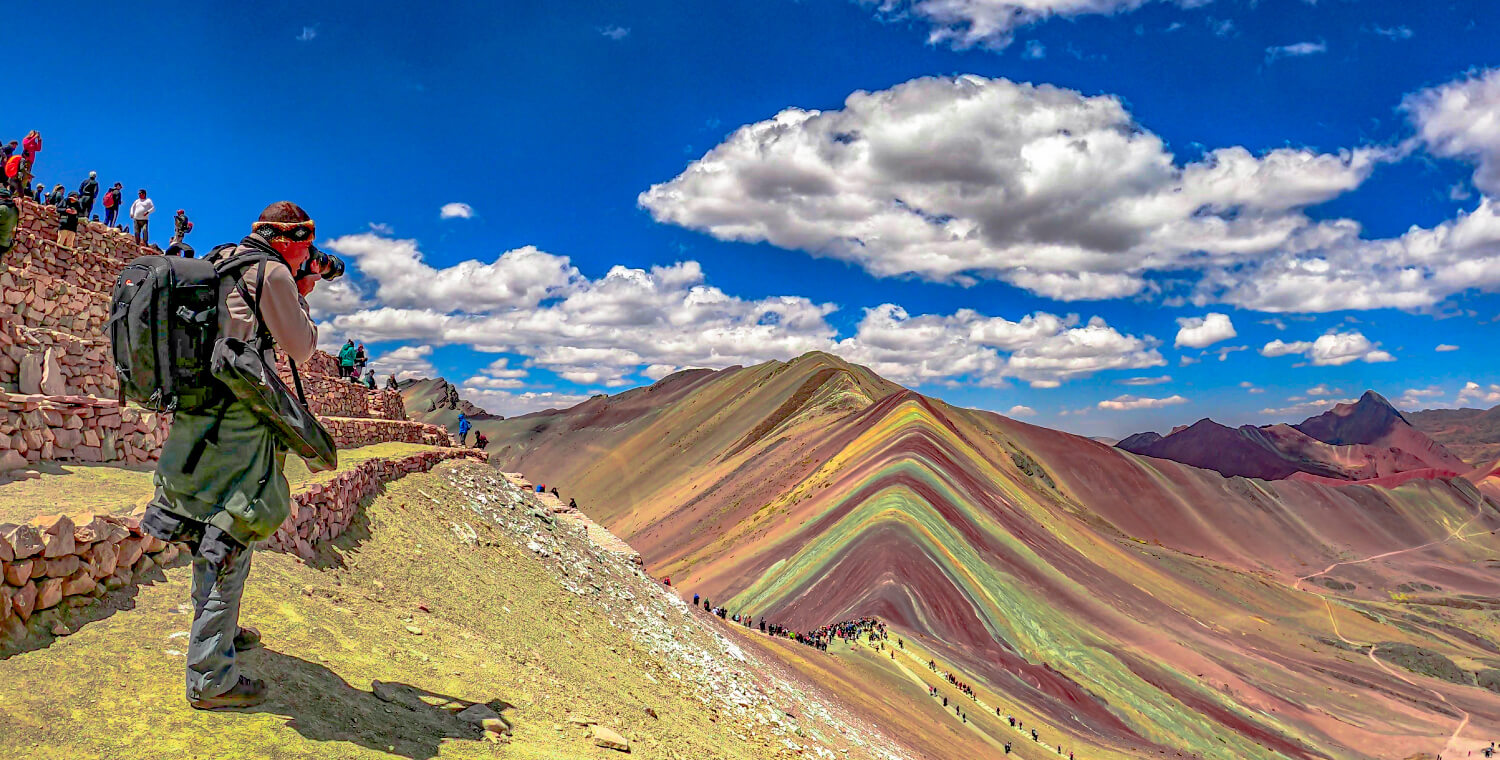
[485,351,1500,760]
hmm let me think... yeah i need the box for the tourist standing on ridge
[18,131,40,191]
[20,130,40,170]
[141,201,330,710]
[34,183,45,204]
[457,412,471,446]
[361,368,375,389]
[46,183,65,208]
[0,141,14,163]
[385,374,398,390]
[0,187,19,258]
[130,189,155,244]
[102,182,122,227]
[353,342,368,378]
[56,193,81,249]
[78,171,98,217]
[171,209,193,245]
[338,339,356,379]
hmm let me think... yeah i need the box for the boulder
[39,348,65,396]
[592,725,630,752]
[35,576,64,610]
[88,541,119,579]
[2,523,44,560]
[17,352,42,395]
[42,554,79,579]
[72,513,111,543]
[61,569,96,596]
[115,536,144,568]
[456,703,509,735]
[0,450,27,473]
[32,514,75,557]
[4,559,33,585]
[11,580,36,621]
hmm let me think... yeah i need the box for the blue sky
[9,1,1500,437]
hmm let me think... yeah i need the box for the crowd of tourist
[2,129,192,253]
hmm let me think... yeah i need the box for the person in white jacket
[130,188,155,244]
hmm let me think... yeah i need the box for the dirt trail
[1292,492,1488,757]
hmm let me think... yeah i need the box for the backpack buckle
[176,306,213,324]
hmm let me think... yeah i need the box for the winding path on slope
[1291,491,1490,758]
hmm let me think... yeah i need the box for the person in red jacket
[21,130,41,168]
[3,154,21,196]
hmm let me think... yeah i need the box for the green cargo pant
[151,399,290,699]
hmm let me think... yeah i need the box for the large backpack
[108,243,282,412]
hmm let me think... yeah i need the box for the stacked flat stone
[0,512,187,640]
[265,448,487,560]
[274,349,409,421]
[0,320,115,398]
[0,391,168,469]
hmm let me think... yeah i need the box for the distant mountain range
[466,351,1500,760]
[398,378,501,437]
[1117,391,1473,484]
[1407,404,1500,467]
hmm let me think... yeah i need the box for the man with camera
[142,201,341,710]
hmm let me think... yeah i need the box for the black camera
[305,243,345,281]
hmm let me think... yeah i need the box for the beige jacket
[222,240,318,364]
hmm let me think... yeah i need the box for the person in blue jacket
[457,412,471,446]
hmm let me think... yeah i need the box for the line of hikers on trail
[1,129,196,256]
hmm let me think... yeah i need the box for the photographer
[143,201,336,710]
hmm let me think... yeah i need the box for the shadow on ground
[302,491,381,571]
[0,558,178,660]
[240,648,512,760]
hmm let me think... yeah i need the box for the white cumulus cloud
[641,75,1383,302]
[1436,344,1460,352]
[1458,382,1500,406]
[1006,404,1037,418]
[366,345,435,381]
[1174,313,1236,349]
[1259,331,1395,366]
[439,202,475,219]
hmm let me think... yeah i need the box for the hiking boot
[233,626,261,652]
[190,676,267,710]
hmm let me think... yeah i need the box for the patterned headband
[253,219,316,242]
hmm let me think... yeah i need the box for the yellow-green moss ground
[0,461,871,760]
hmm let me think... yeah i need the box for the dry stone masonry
[0,512,187,642]
[266,448,488,560]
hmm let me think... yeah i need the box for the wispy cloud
[439,202,475,220]
[1098,394,1188,411]
[1022,40,1045,60]
[1266,40,1327,62]
[1118,376,1171,386]
[296,25,317,42]
[1436,344,1460,352]
[599,25,630,40]
[1370,25,1413,40]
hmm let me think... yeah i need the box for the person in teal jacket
[337,339,357,380]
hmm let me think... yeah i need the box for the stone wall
[1,512,186,639]
[0,392,169,469]
[275,350,408,422]
[264,448,487,560]
[1,320,115,398]
[318,416,453,448]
